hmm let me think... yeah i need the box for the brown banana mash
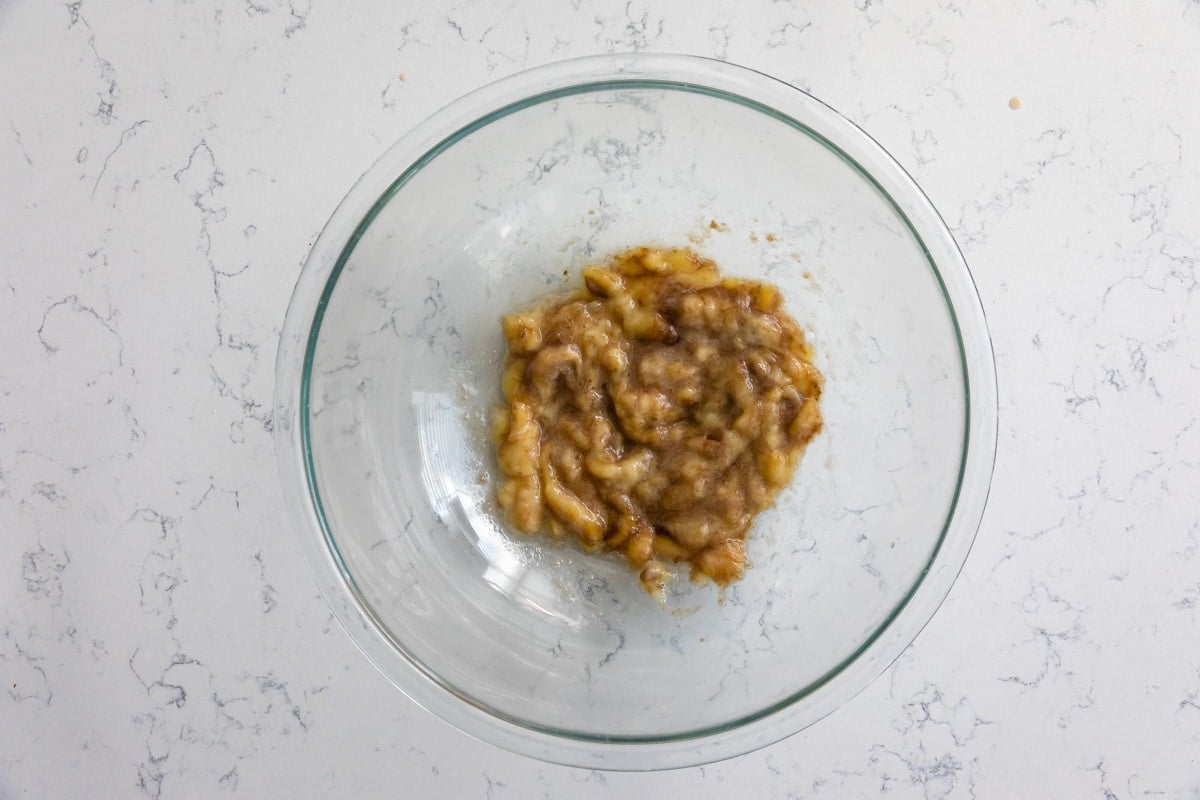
[493,247,823,598]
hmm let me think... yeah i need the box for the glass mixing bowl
[274,54,996,770]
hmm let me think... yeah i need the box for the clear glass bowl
[274,54,996,770]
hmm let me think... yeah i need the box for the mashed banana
[493,247,823,598]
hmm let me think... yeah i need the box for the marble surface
[2,0,1198,796]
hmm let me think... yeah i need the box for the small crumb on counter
[1008,96,1021,110]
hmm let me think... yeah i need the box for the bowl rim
[274,52,998,770]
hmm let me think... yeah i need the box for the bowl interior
[303,82,966,740]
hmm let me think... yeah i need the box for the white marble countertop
[3,1,1198,797]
